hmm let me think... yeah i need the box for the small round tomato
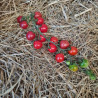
[50,37,58,44]
[48,43,57,53]
[20,21,28,29]
[33,41,43,49]
[17,16,23,23]
[60,40,70,49]
[66,61,70,65]
[69,65,78,72]
[34,12,42,19]
[55,53,64,63]
[36,17,44,25]
[68,46,78,56]
[26,31,35,41]
[40,24,48,33]
[85,70,96,80]
[89,74,96,80]
[79,59,89,68]
[39,34,46,42]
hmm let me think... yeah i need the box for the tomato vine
[17,12,96,80]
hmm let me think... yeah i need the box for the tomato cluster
[17,11,78,63]
[17,11,96,80]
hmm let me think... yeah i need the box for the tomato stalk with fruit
[17,12,96,80]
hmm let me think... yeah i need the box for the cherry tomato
[69,65,78,72]
[55,53,64,63]
[89,74,96,80]
[36,17,44,25]
[34,12,42,19]
[17,16,23,23]
[48,43,57,53]
[20,21,28,29]
[39,34,46,42]
[68,46,78,56]
[26,31,35,41]
[79,59,89,68]
[66,61,70,65]
[40,24,48,33]
[60,40,70,49]
[86,70,96,80]
[50,37,58,44]
[33,41,43,49]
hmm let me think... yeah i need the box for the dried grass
[0,0,98,98]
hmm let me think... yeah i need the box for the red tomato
[50,37,58,44]
[55,53,64,63]
[39,34,46,42]
[26,31,35,41]
[34,12,42,19]
[60,40,70,49]
[17,16,23,23]
[36,17,44,25]
[19,21,28,29]
[48,43,57,53]
[33,41,43,49]
[68,46,78,55]
[40,24,48,33]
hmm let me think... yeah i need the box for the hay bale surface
[0,0,98,98]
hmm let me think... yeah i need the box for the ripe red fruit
[20,21,28,29]
[55,53,64,63]
[17,16,23,23]
[33,41,43,49]
[50,36,58,44]
[40,24,48,33]
[60,40,70,49]
[34,12,42,19]
[36,17,44,25]
[48,43,57,53]
[39,34,46,42]
[26,31,35,41]
[68,46,78,55]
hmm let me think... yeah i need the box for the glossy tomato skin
[20,21,28,29]
[55,53,64,63]
[17,16,23,23]
[26,31,35,41]
[50,37,58,44]
[79,59,89,68]
[34,12,42,19]
[39,34,46,42]
[68,46,78,56]
[33,41,43,49]
[69,65,78,72]
[48,43,57,53]
[40,24,48,33]
[60,40,70,49]
[36,17,44,25]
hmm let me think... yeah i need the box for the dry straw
[0,0,98,98]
